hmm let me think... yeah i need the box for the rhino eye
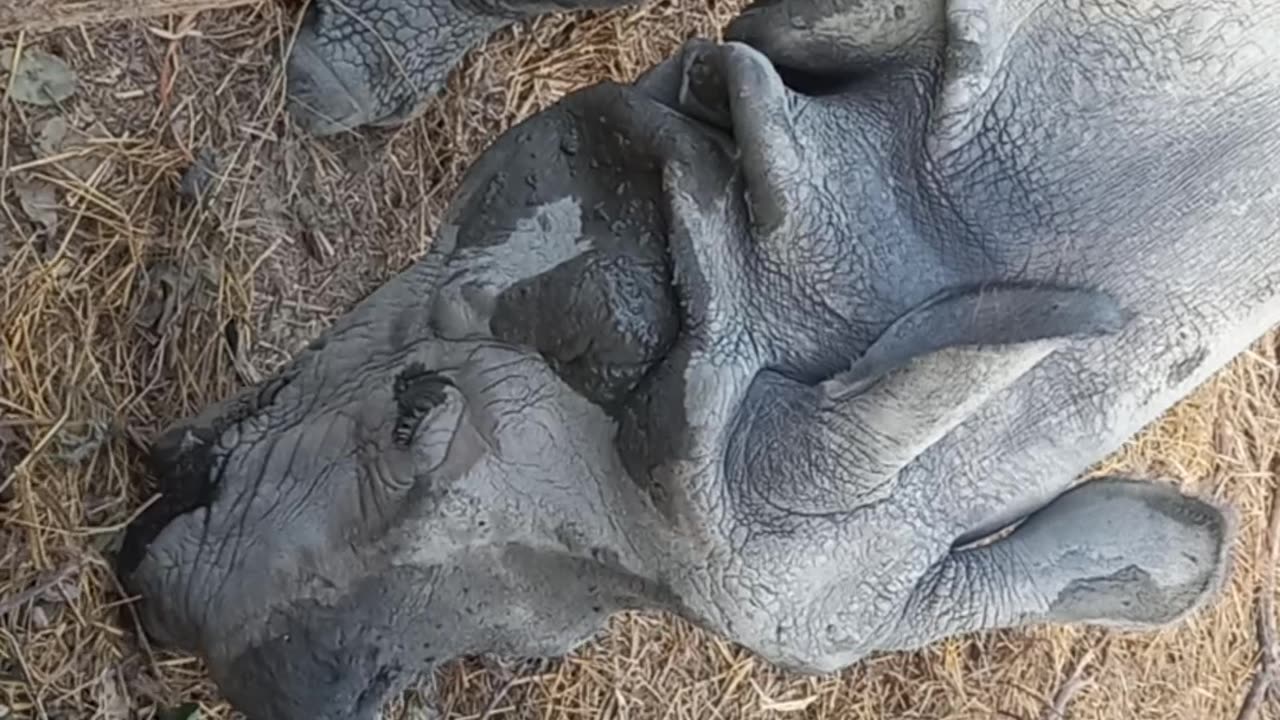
[392,363,455,448]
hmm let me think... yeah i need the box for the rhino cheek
[211,570,438,720]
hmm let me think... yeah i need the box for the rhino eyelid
[253,374,294,411]
[392,382,458,448]
[393,416,418,448]
[393,392,461,449]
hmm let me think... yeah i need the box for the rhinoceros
[120,0,1280,718]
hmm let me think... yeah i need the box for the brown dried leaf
[96,670,130,720]
[36,115,69,157]
[178,147,220,203]
[53,419,110,465]
[133,260,214,338]
[14,177,58,234]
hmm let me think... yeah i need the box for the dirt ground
[1,2,1278,719]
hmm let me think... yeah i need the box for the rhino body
[122,1,1280,718]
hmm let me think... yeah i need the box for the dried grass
[3,0,259,33]
[1,2,1278,719]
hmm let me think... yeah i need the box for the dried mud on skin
[1,3,1278,719]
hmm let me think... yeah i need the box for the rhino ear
[833,284,1128,398]
[888,478,1233,650]
[729,284,1128,515]
[807,285,1127,487]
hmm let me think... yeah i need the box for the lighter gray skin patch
[431,197,590,336]
[125,1,1279,717]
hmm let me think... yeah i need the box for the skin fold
[123,1,1280,718]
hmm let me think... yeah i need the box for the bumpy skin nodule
[286,0,638,134]
[125,0,1280,717]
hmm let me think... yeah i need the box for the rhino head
[116,0,1280,716]
[118,332,677,717]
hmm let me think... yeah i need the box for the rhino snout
[283,0,511,135]
[286,22,379,136]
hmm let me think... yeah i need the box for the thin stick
[481,661,540,717]
[0,561,79,617]
[478,673,521,720]
[1039,647,1097,720]
[1236,461,1280,720]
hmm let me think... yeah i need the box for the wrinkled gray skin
[123,1,1280,718]
[286,0,636,134]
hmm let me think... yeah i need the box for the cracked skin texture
[286,0,640,134]
[123,1,1280,718]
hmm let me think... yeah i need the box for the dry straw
[1,1,1277,718]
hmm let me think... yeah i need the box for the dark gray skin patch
[435,75,740,513]
[440,88,683,409]
[219,570,434,720]
[492,250,678,408]
[116,424,222,581]
[213,545,677,719]
[945,38,984,77]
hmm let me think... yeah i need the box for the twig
[0,405,70,499]
[1236,462,1280,720]
[1039,647,1097,720]
[477,673,520,720]
[0,561,79,617]
[476,657,548,720]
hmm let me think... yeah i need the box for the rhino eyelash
[392,363,455,448]
[392,415,419,448]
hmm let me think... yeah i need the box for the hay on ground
[3,0,261,33]
[1,3,1277,719]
